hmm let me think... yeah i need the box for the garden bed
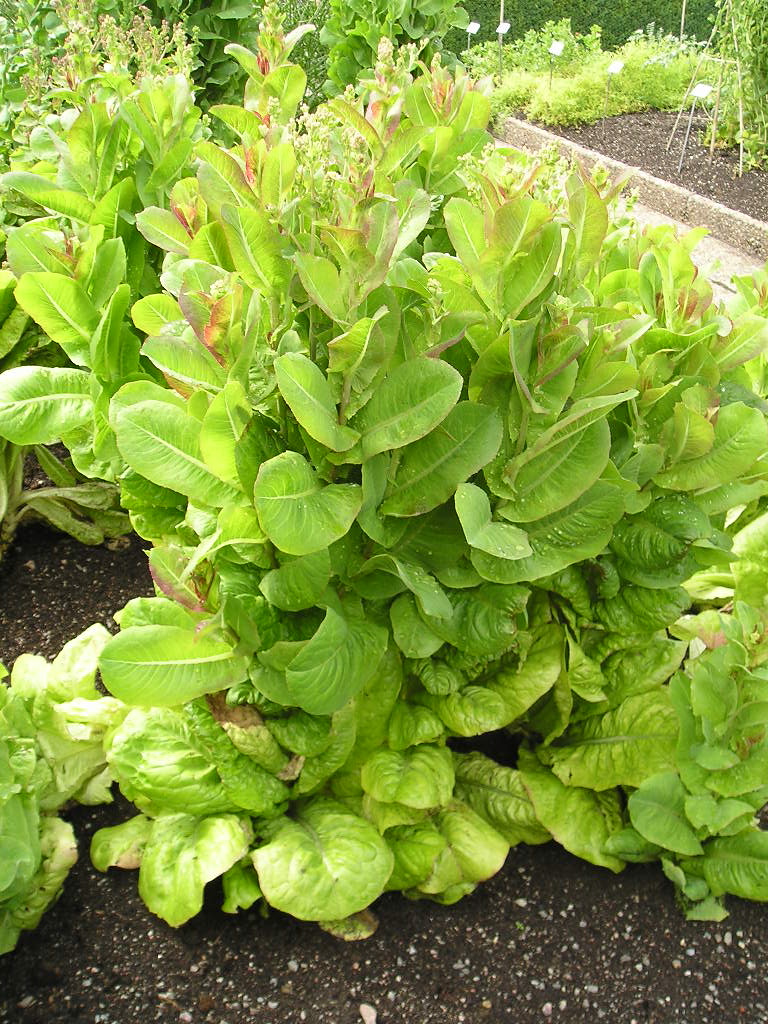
[547,111,768,224]
[1,526,768,1024]
[500,111,768,261]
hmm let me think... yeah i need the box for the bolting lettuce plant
[0,625,123,953]
[2,7,768,933]
[0,44,205,554]
[86,29,768,927]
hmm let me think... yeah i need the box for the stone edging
[498,116,768,263]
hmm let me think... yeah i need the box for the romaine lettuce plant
[0,271,128,559]
[0,625,122,953]
[610,601,768,920]
[3,7,768,935]
[88,32,768,927]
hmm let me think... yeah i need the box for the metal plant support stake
[603,59,624,135]
[496,19,510,78]
[666,18,718,156]
[709,59,726,163]
[466,19,480,53]
[496,0,505,77]
[669,1,751,177]
[729,5,746,177]
[548,39,564,89]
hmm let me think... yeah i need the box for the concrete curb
[498,116,768,263]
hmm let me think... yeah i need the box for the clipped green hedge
[445,0,716,53]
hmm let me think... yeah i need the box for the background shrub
[523,32,698,124]
[481,23,699,126]
[280,0,330,107]
[463,18,604,78]
[320,0,468,94]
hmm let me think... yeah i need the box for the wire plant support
[675,81,714,172]
[667,0,757,177]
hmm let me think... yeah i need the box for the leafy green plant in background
[320,0,469,94]
[0,262,129,559]
[105,0,324,110]
[466,20,701,127]
[526,30,699,125]
[142,0,261,106]
[710,0,768,170]
[278,0,330,108]
[0,0,196,174]
[462,18,604,78]
[0,0,63,171]
[0,626,122,953]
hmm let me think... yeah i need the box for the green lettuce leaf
[380,402,502,517]
[95,812,252,928]
[0,817,77,954]
[361,745,454,809]
[628,772,704,856]
[222,860,263,914]
[423,583,529,657]
[252,797,394,921]
[402,802,510,902]
[283,608,388,716]
[542,691,678,790]
[253,451,362,555]
[99,625,249,707]
[483,481,625,583]
[453,751,549,846]
[702,830,768,902]
[294,703,357,796]
[354,356,463,460]
[106,705,288,816]
[654,402,767,492]
[518,749,624,871]
[387,703,445,750]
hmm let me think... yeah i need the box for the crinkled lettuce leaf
[518,748,624,871]
[106,702,289,816]
[252,797,394,921]
[387,801,509,903]
[453,751,550,846]
[92,811,253,927]
[0,816,77,954]
[0,627,123,953]
[360,744,454,810]
[541,691,678,790]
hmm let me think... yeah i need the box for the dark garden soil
[1,527,768,1023]
[534,110,768,223]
